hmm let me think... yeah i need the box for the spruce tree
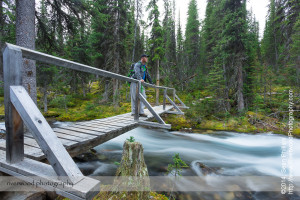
[184,0,200,81]
[147,0,164,105]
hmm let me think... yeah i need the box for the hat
[141,54,149,58]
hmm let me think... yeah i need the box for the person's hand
[140,79,145,83]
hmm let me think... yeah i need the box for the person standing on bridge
[130,54,153,117]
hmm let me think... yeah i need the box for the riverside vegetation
[0,82,298,136]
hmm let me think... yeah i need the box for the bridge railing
[2,43,188,199]
[4,43,187,122]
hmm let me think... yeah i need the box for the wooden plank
[93,116,133,122]
[79,123,128,129]
[10,86,83,184]
[56,126,108,136]
[25,131,86,143]
[139,93,166,124]
[3,45,24,163]
[53,132,87,142]
[71,124,118,131]
[24,134,77,148]
[72,124,119,132]
[79,120,135,128]
[0,139,45,160]
[138,121,171,129]
[166,95,184,114]
[165,111,184,115]
[65,123,138,157]
[78,117,134,125]
[0,149,100,200]
[53,128,96,140]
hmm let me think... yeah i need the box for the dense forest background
[0,0,299,129]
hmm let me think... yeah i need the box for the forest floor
[0,82,298,137]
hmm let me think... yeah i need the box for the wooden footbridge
[0,43,188,200]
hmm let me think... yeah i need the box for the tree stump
[112,140,150,200]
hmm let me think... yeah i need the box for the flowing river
[74,126,300,200]
[1,122,299,199]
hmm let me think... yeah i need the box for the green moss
[294,128,300,135]
[0,104,4,115]
[163,114,192,131]
[43,110,60,118]
[91,185,168,200]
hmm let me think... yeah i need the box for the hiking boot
[139,113,148,118]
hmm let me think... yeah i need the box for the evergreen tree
[184,0,201,81]
[176,11,185,89]
[147,0,164,105]
[261,0,281,72]
[221,0,249,113]
[162,0,176,85]
[0,0,16,82]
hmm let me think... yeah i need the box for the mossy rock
[44,110,60,118]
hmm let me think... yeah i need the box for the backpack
[128,63,135,78]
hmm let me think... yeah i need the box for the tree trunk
[155,59,160,106]
[64,95,67,113]
[81,77,86,97]
[131,0,139,62]
[103,79,109,101]
[16,0,37,104]
[0,0,4,83]
[42,87,48,113]
[237,59,245,113]
[113,3,120,106]
[113,79,119,106]
[113,141,150,200]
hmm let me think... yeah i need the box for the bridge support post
[163,88,167,110]
[134,81,141,121]
[3,45,24,164]
[173,89,176,103]
[166,95,184,115]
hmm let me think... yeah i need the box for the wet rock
[74,149,106,162]
[25,191,47,200]
[195,162,221,175]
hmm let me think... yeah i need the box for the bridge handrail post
[134,81,141,121]
[163,88,167,110]
[173,89,176,103]
[3,44,24,163]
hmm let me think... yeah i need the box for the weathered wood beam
[5,43,137,84]
[173,89,176,102]
[166,95,184,114]
[138,121,171,129]
[165,111,184,115]
[0,150,100,200]
[134,82,141,121]
[175,94,189,108]
[163,88,167,110]
[138,93,166,124]
[3,45,24,164]
[5,43,176,91]
[10,86,83,184]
